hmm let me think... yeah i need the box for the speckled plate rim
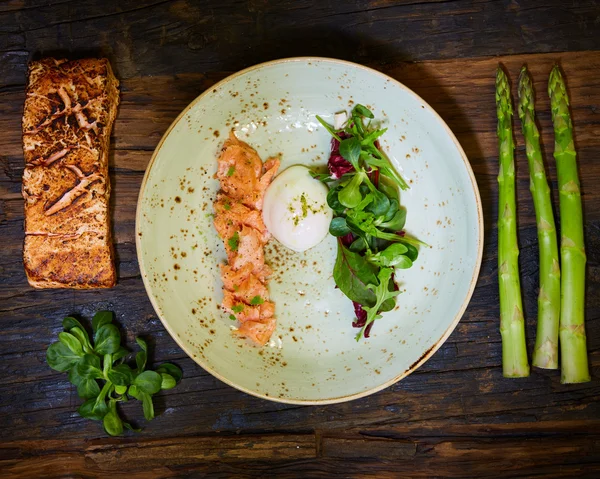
[135,56,484,405]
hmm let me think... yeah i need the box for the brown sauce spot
[175,196,181,203]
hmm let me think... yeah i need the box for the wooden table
[1,1,599,477]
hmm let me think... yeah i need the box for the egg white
[262,165,333,252]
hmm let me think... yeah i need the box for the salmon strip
[235,320,277,346]
[221,291,275,323]
[214,193,270,243]
[213,132,280,346]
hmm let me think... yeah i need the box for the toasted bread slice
[22,58,119,288]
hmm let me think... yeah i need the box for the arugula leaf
[353,104,374,119]
[315,115,342,141]
[361,127,387,145]
[362,145,408,191]
[333,243,378,306]
[309,170,333,182]
[356,268,401,341]
[339,137,361,168]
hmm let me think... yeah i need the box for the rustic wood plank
[2,427,600,478]
[1,30,600,474]
[2,0,600,90]
[1,52,599,442]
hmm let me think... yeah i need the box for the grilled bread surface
[22,58,119,288]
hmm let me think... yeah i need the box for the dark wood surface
[1,1,600,477]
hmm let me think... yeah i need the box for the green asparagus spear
[517,66,561,369]
[496,66,530,378]
[548,65,590,383]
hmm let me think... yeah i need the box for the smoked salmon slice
[213,132,280,346]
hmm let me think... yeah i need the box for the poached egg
[262,165,332,252]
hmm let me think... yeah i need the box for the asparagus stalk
[517,66,561,369]
[496,67,530,378]
[548,65,590,383]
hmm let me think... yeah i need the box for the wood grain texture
[2,0,600,86]
[1,1,600,476]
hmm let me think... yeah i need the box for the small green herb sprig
[315,104,427,340]
[46,311,182,436]
[316,104,408,191]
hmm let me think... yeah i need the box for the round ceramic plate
[136,57,483,404]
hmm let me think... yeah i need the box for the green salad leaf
[313,104,427,339]
[333,243,378,307]
[45,312,183,436]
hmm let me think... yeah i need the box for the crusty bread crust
[22,58,119,288]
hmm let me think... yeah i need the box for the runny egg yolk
[262,165,333,252]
